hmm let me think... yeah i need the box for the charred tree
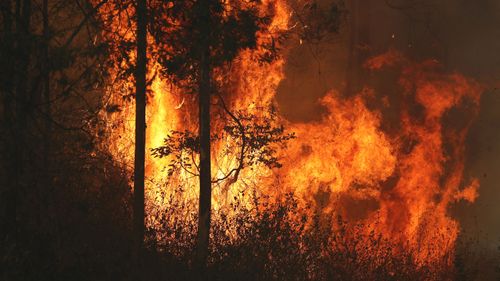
[133,0,147,255]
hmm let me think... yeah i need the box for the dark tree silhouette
[149,0,286,268]
[0,0,18,242]
[0,1,135,278]
[194,0,212,269]
[133,0,147,259]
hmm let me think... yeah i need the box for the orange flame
[96,0,482,267]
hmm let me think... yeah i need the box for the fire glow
[98,0,481,268]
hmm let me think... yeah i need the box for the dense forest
[1,0,499,280]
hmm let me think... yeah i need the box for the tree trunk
[196,0,212,270]
[345,0,371,95]
[42,0,50,173]
[11,0,31,237]
[39,0,52,229]
[134,0,147,258]
[1,0,16,241]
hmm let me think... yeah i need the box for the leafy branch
[150,96,295,187]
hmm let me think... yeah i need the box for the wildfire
[96,0,482,268]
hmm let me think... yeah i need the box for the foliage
[150,0,278,89]
[151,106,295,182]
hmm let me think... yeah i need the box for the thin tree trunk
[10,0,31,237]
[1,0,16,241]
[345,0,371,95]
[42,0,50,174]
[39,0,52,230]
[134,0,147,258]
[196,0,212,270]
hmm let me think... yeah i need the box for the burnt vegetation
[0,0,497,281]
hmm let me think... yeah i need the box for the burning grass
[144,190,475,281]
